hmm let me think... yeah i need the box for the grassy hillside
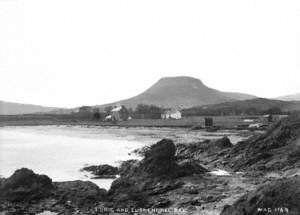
[182,98,300,116]
[276,92,300,101]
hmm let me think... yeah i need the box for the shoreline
[1,115,299,214]
[0,137,261,215]
[0,125,251,192]
[0,114,271,130]
[1,135,298,215]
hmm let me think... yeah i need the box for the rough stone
[0,168,53,202]
[81,164,118,179]
[220,176,300,215]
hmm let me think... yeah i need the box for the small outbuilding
[204,117,213,127]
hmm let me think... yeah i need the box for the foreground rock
[53,180,107,207]
[176,136,233,170]
[0,168,53,202]
[221,176,300,215]
[141,139,177,177]
[81,164,118,179]
[107,139,208,208]
[176,136,233,158]
[0,168,107,214]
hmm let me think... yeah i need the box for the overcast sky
[0,0,299,108]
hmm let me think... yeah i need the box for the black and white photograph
[0,0,299,214]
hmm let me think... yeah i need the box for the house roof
[163,109,181,114]
[111,106,122,112]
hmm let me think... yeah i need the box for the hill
[182,98,300,116]
[101,76,255,109]
[276,93,300,101]
[0,100,61,115]
[1,77,256,114]
[227,113,300,171]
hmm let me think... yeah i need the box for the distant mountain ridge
[101,76,256,109]
[0,76,258,115]
[276,93,300,101]
[0,101,60,115]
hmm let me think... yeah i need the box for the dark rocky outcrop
[139,138,208,178]
[81,164,118,179]
[221,176,300,215]
[0,168,107,214]
[177,161,209,177]
[118,159,140,177]
[176,136,233,161]
[227,114,300,171]
[107,178,149,208]
[176,114,300,173]
[0,168,53,202]
[140,139,178,178]
[213,136,233,148]
[107,139,207,208]
[53,180,107,207]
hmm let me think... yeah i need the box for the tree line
[77,104,165,120]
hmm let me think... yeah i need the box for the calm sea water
[0,125,248,189]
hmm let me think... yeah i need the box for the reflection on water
[0,125,249,189]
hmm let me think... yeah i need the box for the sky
[0,0,299,108]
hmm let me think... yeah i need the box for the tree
[93,112,101,120]
[264,107,282,115]
[134,104,163,119]
[104,106,113,115]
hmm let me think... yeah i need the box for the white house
[111,106,123,121]
[105,115,112,121]
[161,109,182,120]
